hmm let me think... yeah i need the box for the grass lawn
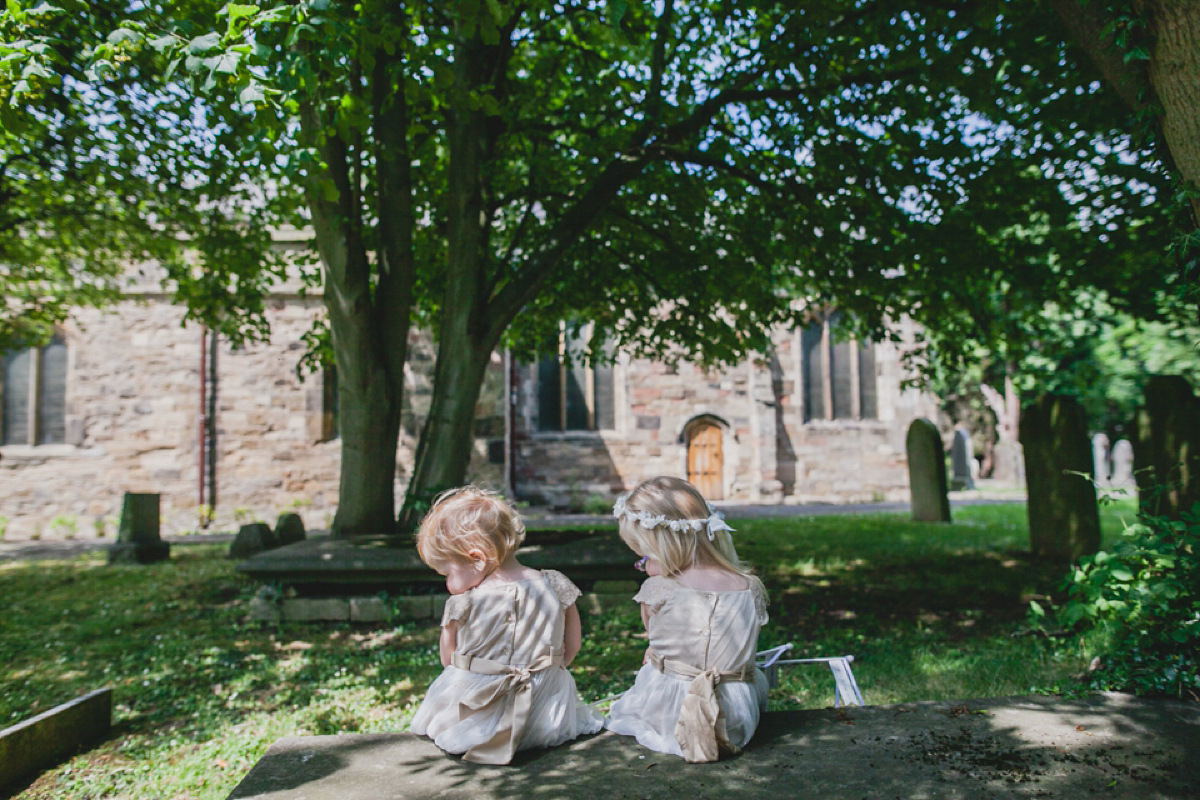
[1,501,1136,799]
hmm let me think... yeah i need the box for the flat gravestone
[906,418,950,522]
[950,427,975,490]
[107,493,170,564]
[226,694,1200,800]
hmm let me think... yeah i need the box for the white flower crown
[612,493,735,541]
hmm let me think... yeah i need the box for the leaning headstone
[1133,375,1200,520]
[1091,432,1111,486]
[1020,394,1100,562]
[107,493,170,564]
[906,418,951,522]
[230,522,279,560]
[274,512,307,546]
[949,426,975,490]
[1111,439,1135,487]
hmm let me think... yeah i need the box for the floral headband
[612,493,735,541]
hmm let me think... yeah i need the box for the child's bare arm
[439,620,458,667]
[563,604,582,666]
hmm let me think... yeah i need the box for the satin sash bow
[451,649,564,765]
[646,647,755,763]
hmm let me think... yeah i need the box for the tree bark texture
[1019,394,1101,563]
[1133,375,1200,520]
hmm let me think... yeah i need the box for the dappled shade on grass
[0,502,1135,799]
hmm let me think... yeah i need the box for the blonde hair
[618,476,756,583]
[416,486,526,568]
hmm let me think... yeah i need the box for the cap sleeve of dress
[752,580,769,626]
[441,593,472,627]
[541,569,582,607]
[632,576,676,612]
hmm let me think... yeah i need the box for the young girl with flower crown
[605,476,770,763]
[409,487,603,764]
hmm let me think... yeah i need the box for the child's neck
[673,562,749,592]
[480,554,539,585]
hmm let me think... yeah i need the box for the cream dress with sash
[410,570,603,764]
[605,576,770,761]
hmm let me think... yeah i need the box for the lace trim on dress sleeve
[542,569,582,607]
[441,593,472,626]
[632,576,676,610]
[753,580,769,626]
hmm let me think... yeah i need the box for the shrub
[1057,504,1200,699]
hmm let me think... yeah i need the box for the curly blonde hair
[415,486,526,568]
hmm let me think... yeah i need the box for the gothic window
[801,313,877,422]
[1,335,67,445]
[536,326,615,432]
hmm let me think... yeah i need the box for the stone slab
[226,694,1199,800]
[0,688,112,789]
[236,532,637,593]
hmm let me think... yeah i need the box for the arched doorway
[686,419,724,500]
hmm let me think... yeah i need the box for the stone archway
[686,417,725,500]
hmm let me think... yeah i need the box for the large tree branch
[1047,0,1151,112]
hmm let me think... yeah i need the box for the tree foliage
[11,0,1190,533]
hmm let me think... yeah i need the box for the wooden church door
[687,421,724,500]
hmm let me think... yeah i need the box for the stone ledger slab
[227,693,1199,800]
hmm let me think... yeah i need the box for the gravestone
[991,440,1024,483]
[1019,394,1100,562]
[1133,375,1200,520]
[274,513,307,546]
[906,418,951,522]
[1091,432,1111,486]
[230,523,280,560]
[1111,439,1135,487]
[107,493,170,564]
[950,426,975,490]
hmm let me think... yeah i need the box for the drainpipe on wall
[207,329,218,512]
[199,326,207,522]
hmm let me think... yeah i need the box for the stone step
[227,693,1199,800]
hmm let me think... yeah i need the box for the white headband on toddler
[612,493,735,541]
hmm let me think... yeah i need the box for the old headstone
[1133,375,1200,520]
[1019,394,1100,562]
[107,493,170,564]
[1091,432,1111,486]
[906,418,951,522]
[991,440,1025,484]
[1111,438,1135,487]
[274,512,307,546]
[230,522,279,560]
[950,426,975,491]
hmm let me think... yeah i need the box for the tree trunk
[1019,394,1101,563]
[396,26,497,532]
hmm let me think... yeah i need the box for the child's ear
[467,548,488,571]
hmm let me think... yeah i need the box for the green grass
[1,501,1134,799]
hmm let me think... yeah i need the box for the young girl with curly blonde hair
[409,487,602,764]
